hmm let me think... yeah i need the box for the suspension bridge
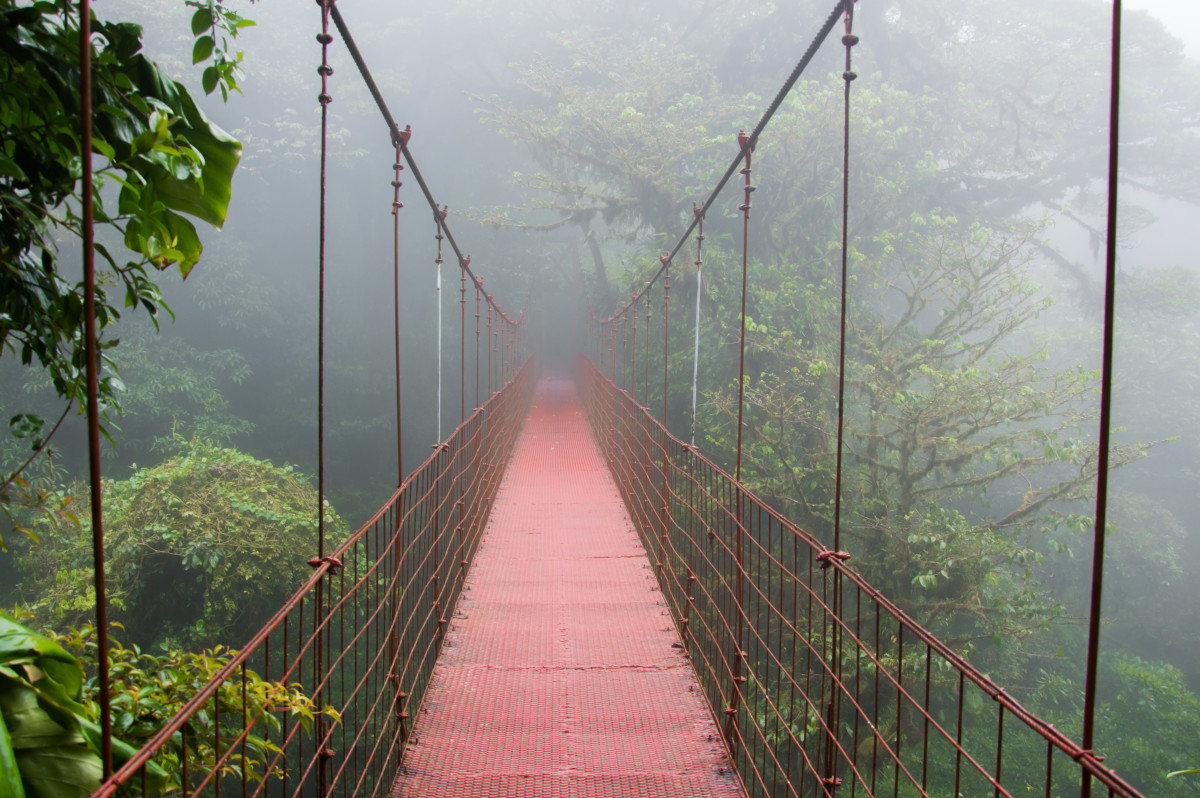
[70,1,1145,796]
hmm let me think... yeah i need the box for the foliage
[1026,650,1200,796]
[16,440,346,651]
[100,326,254,460]
[52,621,335,795]
[0,611,162,798]
[0,0,245,547]
[1,609,332,798]
[699,151,1150,672]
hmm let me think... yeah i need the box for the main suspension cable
[597,0,845,326]
[328,4,521,332]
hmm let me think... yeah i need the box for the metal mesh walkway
[390,376,745,797]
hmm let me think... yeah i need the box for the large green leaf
[0,617,86,719]
[131,56,242,229]
[0,709,27,798]
[0,674,100,798]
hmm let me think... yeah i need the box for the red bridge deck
[391,377,744,797]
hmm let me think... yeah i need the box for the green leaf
[201,66,219,96]
[0,710,27,798]
[190,6,213,35]
[0,675,100,798]
[191,35,214,65]
[0,616,86,716]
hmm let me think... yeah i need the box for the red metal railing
[94,358,536,798]
[578,357,1139,798]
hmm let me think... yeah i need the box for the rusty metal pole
[80,0,114,777]
[724,130,755,757]
[1081,3,1123,795]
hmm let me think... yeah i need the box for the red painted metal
[93,361,537,798]
[392,377,745,798]
[577,357,1141,798]
[79,0,115,776]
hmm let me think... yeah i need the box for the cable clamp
[391,124,412,148]
[317,64,334,77]
[308,555,343,573]
[316,32,333,44]
[318,747,336,760]
[816,550,851,569]
[820,776,843,788]
[737,129,755,153]
[842,34,859,47]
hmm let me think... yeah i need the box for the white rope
[690,265,702,446]
[436,258,442,442]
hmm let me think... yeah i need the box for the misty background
[3,0,1200,792]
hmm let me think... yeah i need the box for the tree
[14,440,346,651]
[0,0,251,547]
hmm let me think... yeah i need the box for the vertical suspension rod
[691,205,705,447]
[1081,2,1123,794]
[435,206,445,442]
[724,129,755,755]
[80,0,113,777]
[392,141,406,484]
[314,3,333,792]
[822,5,858,793]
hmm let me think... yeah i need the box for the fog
[3,0,1200,792]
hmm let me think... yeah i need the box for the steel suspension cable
[823,4,858,792]
[1081,2,1123,794]
[392,142,405,484]
[80,0,113,777]
[314,2,334,791]
[733,129,754,487]
[596,0,845,326]
[724,128,755,755]
[435,207,445,442]
[327,4,522,333]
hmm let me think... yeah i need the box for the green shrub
[18,440,346,650]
